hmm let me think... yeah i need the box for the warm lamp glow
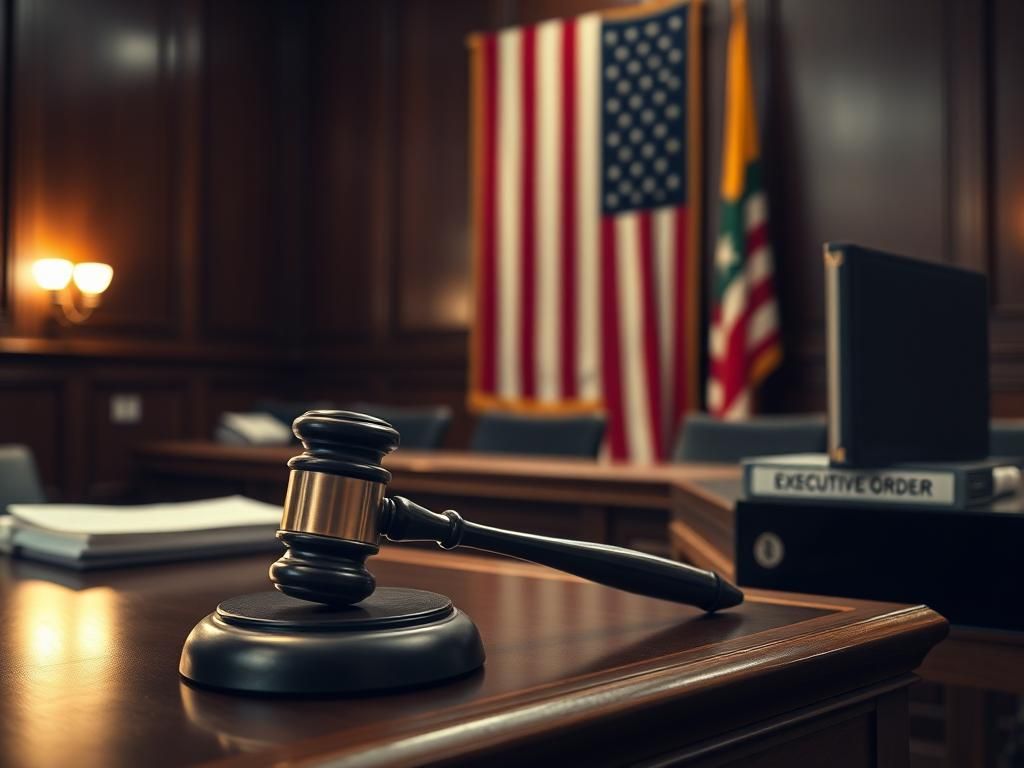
[72,262,113,295]
[32,258,113,323]
[32,258,74,291]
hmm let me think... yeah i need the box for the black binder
[735,498,1024,631]
[824,243,989,466]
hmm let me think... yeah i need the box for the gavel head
[268,410,400,606]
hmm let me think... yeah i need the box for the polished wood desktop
[668,470,1024,767]
[135,441,739,553]
[0,546,944,768]
[136,441,1024,673]
[666,469,1024,691]
[135,442,1024,750]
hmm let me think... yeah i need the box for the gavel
[268,410,743,613]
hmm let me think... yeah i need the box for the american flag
[469,0,702,462]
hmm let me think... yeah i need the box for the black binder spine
[824,245,848,464]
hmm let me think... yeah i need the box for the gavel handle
[382,496,743,613]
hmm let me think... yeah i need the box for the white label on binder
[749,466,955,505]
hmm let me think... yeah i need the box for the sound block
[179,587,485,694]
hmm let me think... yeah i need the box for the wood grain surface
[0,545,945,768]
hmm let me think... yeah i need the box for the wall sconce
[32,258,114,324]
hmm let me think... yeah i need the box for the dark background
[0,0,1019,500]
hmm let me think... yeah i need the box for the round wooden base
[179,588,485,694]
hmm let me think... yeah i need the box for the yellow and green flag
[707,0,781,419]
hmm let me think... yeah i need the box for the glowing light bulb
[72,262,113,295]
[32,259,74,291]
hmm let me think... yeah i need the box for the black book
[824,243,989,466]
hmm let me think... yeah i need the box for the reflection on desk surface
[0,546,937,768]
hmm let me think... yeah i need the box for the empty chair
[348,403,452,451]
[990,419,1024,458]
[672,413,827,463]
[470,412,605,458]
[0,445,46,513]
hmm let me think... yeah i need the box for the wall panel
[5,0,1024,504]
[0,0,311,501]
[87,381,189,498]
[0,378,63,494]
[765,0,946,349]
[304,0,1022,422]
[392,0,503,334]
[306,0,388,342]
[992,0,1024,317]
[10,0,185,338]
[200,0,279,339]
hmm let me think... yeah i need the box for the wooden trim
[467,390,604,414]
[916,626,1024,694]
[647,677,912,767]
[203,602,944,768]
[874,686,912,768]
[601,0,697,23]
[669,518,734,580]
[0,336,298,363]
[137,442,742,506]
[463,0,697,41]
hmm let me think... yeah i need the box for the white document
[9,495,281,535]
[7,495,282,561]
[217,412,293,445]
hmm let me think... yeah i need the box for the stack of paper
[5,495,282,569]
[215,412,293,445]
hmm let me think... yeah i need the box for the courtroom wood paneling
[200,0,279,339]
[10,0,184,338]
[768,0,947,324]
[306,0,389,343]
[299,360,476,448]
[269,0,315,344]
[0,356,294,501]
[0,0,8,316]
[759,0,948,410]
[301,371,386,411]
[8,0,1024,503]
[392,0,502,334]
[302,0,1004,421]
[992,0,1024,317]
[383,361,473,448]
[87,381,189,499]
[0,1,314,500]
[0,378,62,494]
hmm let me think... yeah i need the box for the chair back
[990,419,1024,459]
[673,413,827,463]
[348,403,452,450]
[0,444,45,512]
[470,412,605,458]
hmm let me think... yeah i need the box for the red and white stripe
[707,191,781,419]
[477,15,693,462]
